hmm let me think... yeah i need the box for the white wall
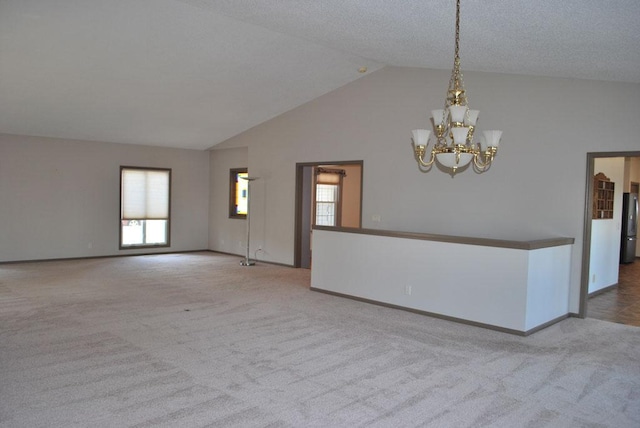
[211,66,640,313]
[589,159,625,293]
[0,134,210,262]
[525,246,572,330]
[311,229,572,333]
[208,147,249,256]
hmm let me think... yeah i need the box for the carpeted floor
[1,252,639,427]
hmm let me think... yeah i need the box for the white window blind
[122,169,170,220]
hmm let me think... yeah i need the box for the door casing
[294,160,363,268]
[580,151,640,316]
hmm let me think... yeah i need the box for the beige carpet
[1,252,639,427]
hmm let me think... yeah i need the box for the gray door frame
[580,151,640,317]
[294,160,363,268]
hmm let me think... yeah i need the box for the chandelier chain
[453,0,463,95]
[455,0,468,103]
[455,0,460,62]
[444,0,465,129]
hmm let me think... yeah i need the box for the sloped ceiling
[1,0,639,150]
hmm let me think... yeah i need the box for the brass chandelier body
[412,0,502,175]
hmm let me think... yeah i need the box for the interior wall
[0,134,210,262]
[340,164,362,228]
[208,147,249,256]
[211,66,640,313]
[623,158,631,192]
[630,158,640,186]
[589,158,624,293]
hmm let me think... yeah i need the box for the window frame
[229,168,248,219]
[119,166,172,250]
[312,167,345,227]
[314,183,341,226]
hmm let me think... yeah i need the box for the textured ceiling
[1,0,639,150]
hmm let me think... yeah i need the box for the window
[120,167,171,248]
[315,184,339,226]
[313,167,345,227]
[229,168,248,218]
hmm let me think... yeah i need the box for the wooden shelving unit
[593,172,614,219]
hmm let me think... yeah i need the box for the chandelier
[412,0,502,175]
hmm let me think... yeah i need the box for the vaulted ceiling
[2,0,639,150]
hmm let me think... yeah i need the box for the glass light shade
[483,130,502,148]
[448,105,467,123]
[431,109,446,126]
[411,129,431,146]
[436,152,474,169]
[465,109,479,126]
[451,127,470,145]
[479,135,488,151]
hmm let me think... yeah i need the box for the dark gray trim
[205,250,294,268]
[587,151,640,158]
[294,165,305,268]
[588,282,618,297]
[313,226,574,250]
[0,249,296,267]
[0,249,209,265]
[119,241,171,251]
[207,250,296,268]
[523,314,570,336]
[229,167,248,219]
[310,287,566,336]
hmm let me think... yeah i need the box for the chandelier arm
[473,158,492,173]
[473,153,484,167]
[472,152,494,170]
[421,151,436,167]
[472,154,484,170]
[414,146,436,167]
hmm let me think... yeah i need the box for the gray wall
[211,66,640,313]
[0,134,210,262]
[208,147,249,256]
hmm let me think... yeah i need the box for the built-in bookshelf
[593,172,614,219]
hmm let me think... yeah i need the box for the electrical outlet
[404,285,412,295]
[592,274,596,283]
[372,215,381,222]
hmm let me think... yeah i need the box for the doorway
[294,161,363,268]
[581,151,640,324]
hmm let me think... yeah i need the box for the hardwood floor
[588,258,640,326]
